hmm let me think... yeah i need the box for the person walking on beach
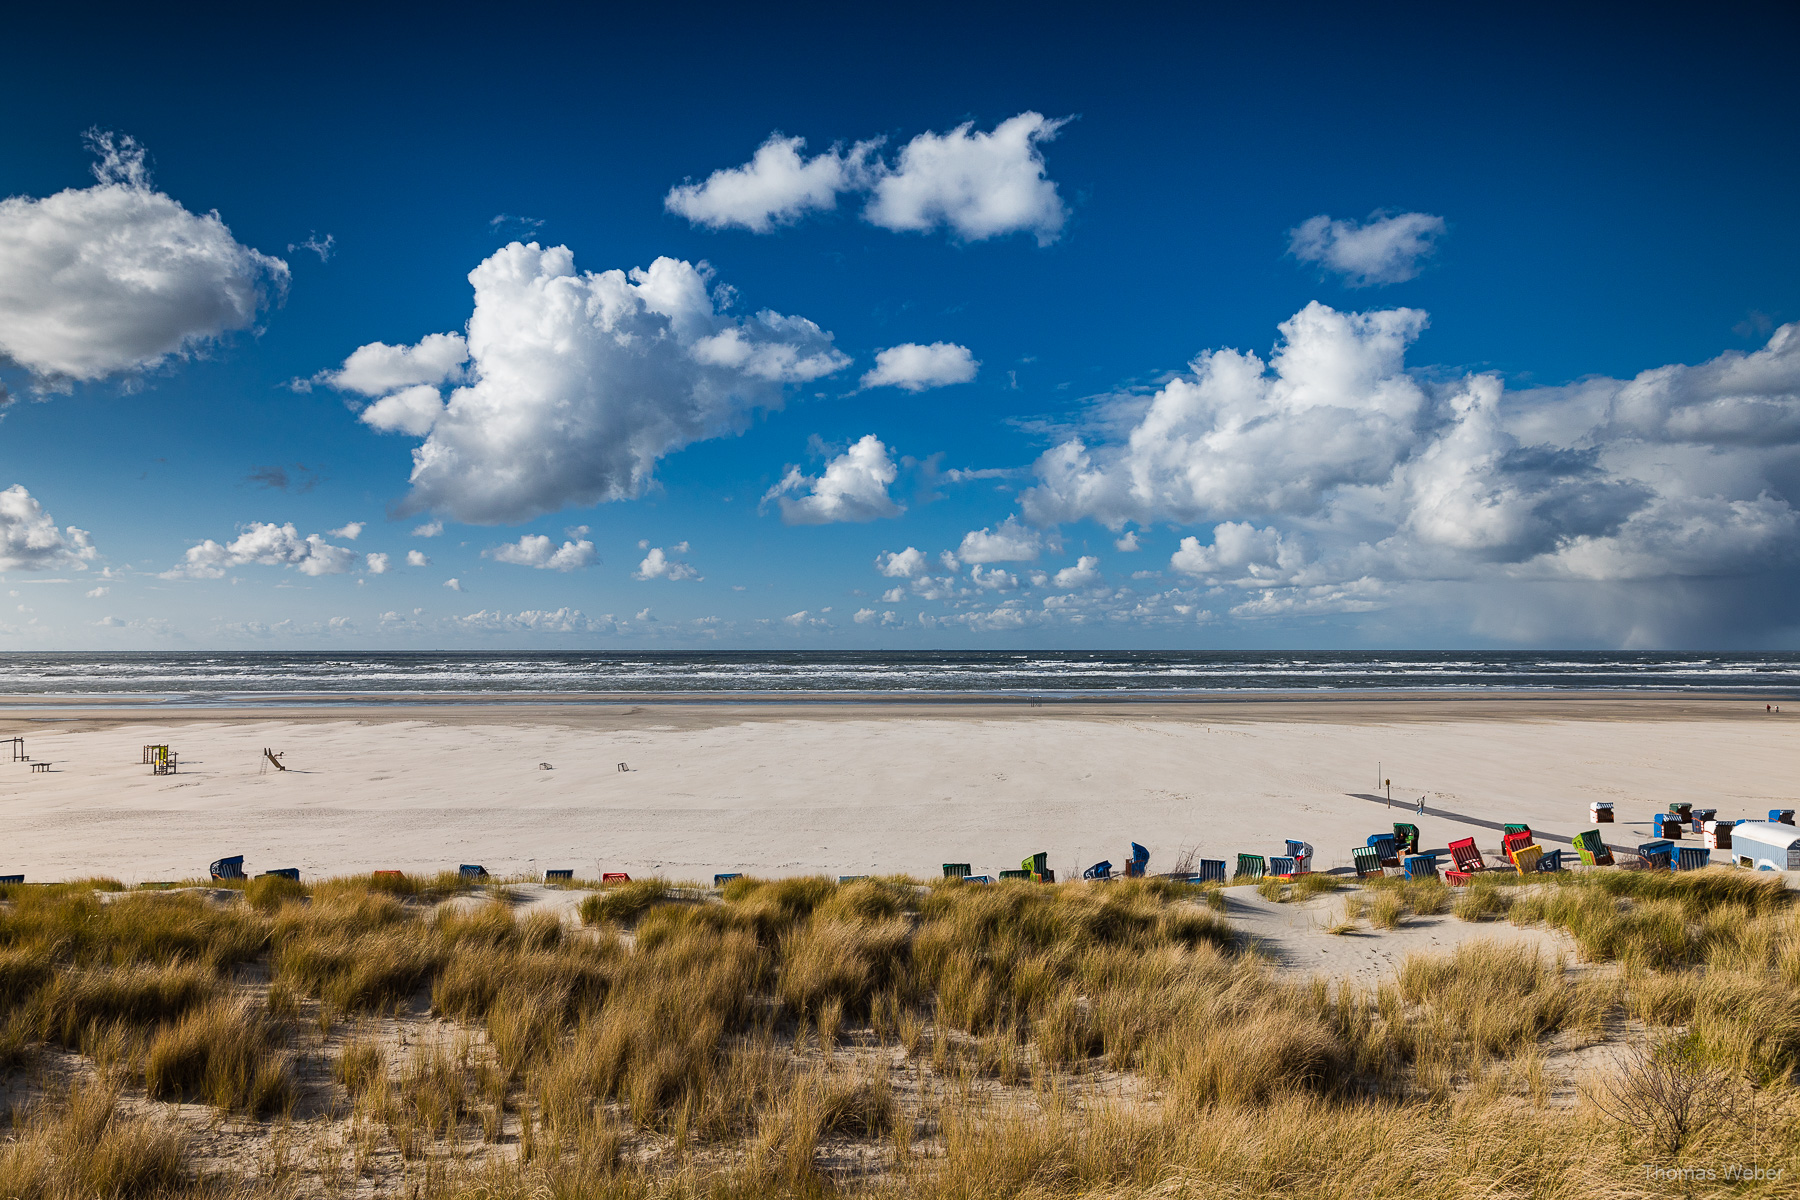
[1416,794,1426,815]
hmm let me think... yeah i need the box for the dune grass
[1,867,1796,1197]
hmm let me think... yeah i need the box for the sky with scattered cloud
[2,7,1799,648]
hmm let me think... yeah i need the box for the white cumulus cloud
[328,522,364,540]
[1288,210,1446,287]
[364,552,391,574]
[0,486,96,571]
[320,245,848,523]
[764,434,904,525]
[406,549,431,567]
[667,113,1070,244]
[0,132,287,386]
[635,546,701,581]
[485,535,597,571]
[1053,556,1102,588]
[411,521,443,538]
[875,547,929,578]
[166,522,358,579]
[957,515,1043,563]
[860,342,979,392]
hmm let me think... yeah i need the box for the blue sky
[3,3,1799,649]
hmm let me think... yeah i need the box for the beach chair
[209,856,245,880]
[1269,855,1297,878]
[257,868,300,881]
[1447,837,1486,873]
[964,875,993,884]
[1511,844,1543,875]
[1197,859,1227,883]
[1675,847,1711,871]
[1690,808,1716,832]
[1668,803,1693,820]
[1537,849,1565,872]
[1651,814,1684,840]
[372,870,405,881]
[1500,831,1535,865]
[1590,801,1615,823]
[998,869,1031,881]
[1352,846,1383,879]
[1503,823,1532,837]
[942,863,971,880]
[1234,853,1266,881]
[1572,830,1614,866]
[459,864,490,880]
[1392,824,1420,855]
[1770,809,1795,825]
[1083,860,1114,880]
[1367,834,1399,867]
[1637,840,1675,870]
[0,875,23,885]
[713,873,741,887]
[838,875,867,883]
[545,869,574,881]
[1125,843,1150,878]
[1403,854,1438,879]
[602,872,631,883]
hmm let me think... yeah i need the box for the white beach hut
[1730,822,1800,872]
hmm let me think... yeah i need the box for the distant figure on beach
[1416,794,1426,815]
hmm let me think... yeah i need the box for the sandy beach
[2,694,1795,884]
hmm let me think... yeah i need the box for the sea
[0,651,1797,703]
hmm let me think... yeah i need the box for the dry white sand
[2,696,1795,885]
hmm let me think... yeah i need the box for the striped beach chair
[1403,854,1438,879]
[1572,830,1614,866]
[997,869,1031,881]
[964,875,993,884]
[1652,814,1684,840]
[1637,840,1675,871]
[1392,824,1420,856]
[838,875,868,883]
[1668,802,1693,821]
[1503,823,1532,837]
[1352,846,1383,879]
[1675,846,1711,871]
[544,869,573,881]
[1500,831,1535,865]
[459,864,489,880]
[942,863,971,880]
[1234,853,1266,881]
[1511,844,1543,875]
[1367,834,1399,867]
[713,873,740,887]
[1197,859,1227,883]
[602,872,631,883]
[0,875,24,885]
[1269,855,1297,877]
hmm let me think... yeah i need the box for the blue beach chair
[1125,843,1150,878]
[544,869,573,881]
[1637,840,1675,870]
[1675,847,1711,871]
[1269,855,1297,877]
[838,875,867,883]
[964,874,993,884]
[1403,854,1438,879]
[209,856,245,880]
[713,873,740,887]
[943,863,972,880]
[1770,809,1795,825]
[459,864,490,880]
[1234,854,1266,881]
[1197,859,1226,883]
[1083,860,1114,880]
[1652,814,1684,840]
[1536,849,1565,872]
[0,875,22,885]
[256,868,300,881]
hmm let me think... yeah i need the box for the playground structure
[262,747,286,773]
[5,737,24,762]
[142,745,179,775]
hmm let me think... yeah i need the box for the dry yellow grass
[0,869,1796,1197]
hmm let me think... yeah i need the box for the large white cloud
[634,545,701,581]
[861,342,979,392]
[166,522,358,579]
[0,486,96,571]
[666,113,1070,244]
[1018,303,1800,643]
[325,243,849,523]
[0,132,287,385]
[1288,211,1446,287]
[484,534,597,571]
[764,434,903,525]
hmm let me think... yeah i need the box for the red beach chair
[1500,830,1535,865]
[602,872,631,883]
[1445,836,1486,885]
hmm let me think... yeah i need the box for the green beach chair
[1392,823,1420,855]
[1351,846,1382,878]
[998,869,1032,881]
[1234,853,1266,881]
[943,863,971,880]
[1573,830,1614,867]
[1022,852,1053,882]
